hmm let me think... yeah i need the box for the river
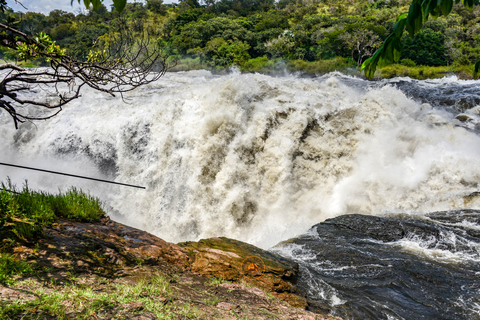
[1,70,479,319]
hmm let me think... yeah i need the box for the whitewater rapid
[1,70,480,248]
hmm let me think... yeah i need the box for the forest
[1,0,480,78]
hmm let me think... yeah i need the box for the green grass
[286,57,357,75]
[0,274,195,320]
[168,56,209,72]
[202,295,221,306]
[205,276,230,286]
[166,54,477,81]
[0,253,35,285]
[241,57,287,73]
[0,179,105,247]
[378,63,474,80]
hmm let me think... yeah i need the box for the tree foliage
[361,0,480,79]
[402,28,447,66]
[0,1,170,128]
[1,0,479,91]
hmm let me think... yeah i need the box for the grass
[202,295,221,306]
[205,276,230,287]
[0,274,182,320]
[0,179,105,248]
[168,56,209,72]
[286,57,357,75]
[241,57,287,73]
[378,63,474,79]
[0,253,35,285]
[166,54,478,81]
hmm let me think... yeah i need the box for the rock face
[6,217,337,319]
[18,216,191,274]
[178,237,308,308]
[275,212,480,320]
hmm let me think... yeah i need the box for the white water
[1,70,480,248]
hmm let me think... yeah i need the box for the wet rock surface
[389,80,480,113]
[275,212,480,320]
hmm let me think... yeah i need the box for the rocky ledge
[1,217,340,319]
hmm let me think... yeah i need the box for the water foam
[1,71,480,248]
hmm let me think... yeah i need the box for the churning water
[1,70,480,319]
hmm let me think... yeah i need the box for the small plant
[400,58,416,66]
[206,276,230,286]
[0,253,35,285]
[203,295,221,306]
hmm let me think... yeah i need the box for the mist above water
[1,70,480,248]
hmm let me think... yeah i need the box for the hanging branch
[0,19,171,128]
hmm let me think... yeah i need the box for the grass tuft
[0,274,175,319]
[0,253,35,285]
[206,276,230,286]
[0,179,105,248]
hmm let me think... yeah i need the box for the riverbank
[1,215,340,319]
[168,57,476,80]
[14,56,477,80]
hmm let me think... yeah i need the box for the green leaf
[113,0,127,12]
[474,60,480,79]
[92,0,101,9]
[397,12,408,21]
[361,43,384,80]
[422,0,431,18]
[83,0,91,8]
[406,1,423,37]
[361,56,376,80]
[430,6,441,18]
[439,0,453,16]
[394,14,407,38]
[463,0,474,9]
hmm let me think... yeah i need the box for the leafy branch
[362,0,479,80]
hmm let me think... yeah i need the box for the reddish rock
[178,237,308,308]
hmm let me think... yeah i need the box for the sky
[6,0,166,15]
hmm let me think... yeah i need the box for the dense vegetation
[0,180,105,251]
[0,180,105,297]
[1,0,480,77]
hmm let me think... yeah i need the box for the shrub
[287,57,354,74]
[401,28,448,66]
[199,37,251,67]
[400,58,416,67]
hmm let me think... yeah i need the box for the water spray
[0,162,146,189]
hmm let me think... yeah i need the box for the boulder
[178,237,307,308]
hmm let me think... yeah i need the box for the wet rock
[320,214,439,242]
[1,216,339,320]
[47,217,190,270]
[455,113,474,122]
[278,212,480,320]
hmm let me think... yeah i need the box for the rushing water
[273,211,480,320]
[1,70,479,319]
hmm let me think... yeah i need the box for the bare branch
[0,63,25,71]
[0,23,171,129]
